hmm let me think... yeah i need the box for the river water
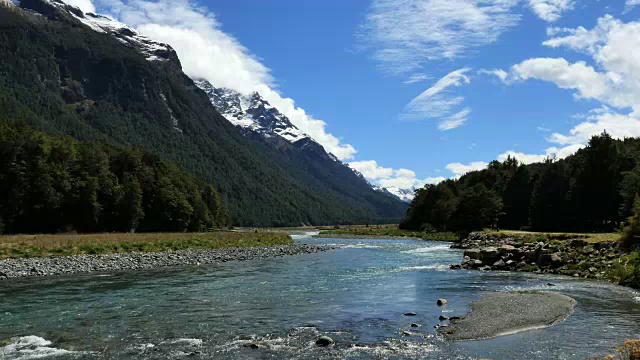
[1,233,639,359]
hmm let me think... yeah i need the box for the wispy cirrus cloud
[401,68,471,130]
[359,0,520,75]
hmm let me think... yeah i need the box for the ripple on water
[0,336,74,359]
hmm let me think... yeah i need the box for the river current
[1,233,639,359]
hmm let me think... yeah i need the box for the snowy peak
[20,0,177,63]
[196,80,310,145]
[374,186,415,202]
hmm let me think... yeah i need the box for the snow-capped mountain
[195,80,339,160]
[22,0,177,62]
[373,186,416,202]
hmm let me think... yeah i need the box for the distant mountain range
[0,0,408,225]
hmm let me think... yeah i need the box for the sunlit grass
[319,224,457,241]
[483,230,621,243]
[0,232,293,259]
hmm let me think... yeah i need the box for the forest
[401,133,640,246]
[0,0,406,228]
[0,122,228,234]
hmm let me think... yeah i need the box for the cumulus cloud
[497,144,585,164]
[402,68,472,130]
[360,0,520,75]
[96,0,357,160]
[349,160,444,191]
[494,15,640,158]
[445,161,488,177]
[528,0,574,22]
[349,160,393,180]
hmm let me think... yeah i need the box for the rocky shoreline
[0,245,338,279]
[450,232,621,280]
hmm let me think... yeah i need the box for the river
[1,233,639,359]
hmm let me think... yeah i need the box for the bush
[607,252,640,288]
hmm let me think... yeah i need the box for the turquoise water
[1,233,639,359]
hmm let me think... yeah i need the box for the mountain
[373,186,416,203]
[195,80,339,161]
[0,0,408,226]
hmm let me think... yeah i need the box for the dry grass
[485,230,621,243]
[319,224,457,241]
[0,232,293,259]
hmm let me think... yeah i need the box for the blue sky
[68,0,640,191]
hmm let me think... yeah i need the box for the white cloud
[445,161,488,177]
[549,109,640,145]
[360,0,520,75]
[495,16,640,156]
[528,0,574,22]
[349,161,444,191]
[349,160,393,180]
[497,144,584,164]
[479,69,509,82]
[404,73,431,84]
[511,58,609,100]
[627,0,640,9]
[438,108,471,130]
[98,0,357,160]
[402,68,472,130]
[62,0,96,12]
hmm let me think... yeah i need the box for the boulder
[492,259,506,269]
[477,247,500,263]
[315,336,335,346]
[410,323,420,328]
[463,249,481,260]
[582,246,595,255]
[439,315,449,321]
[437,298,448,306]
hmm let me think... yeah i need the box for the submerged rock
[437,298,448,306]
[403,312,417,316]
[315,336,334,346]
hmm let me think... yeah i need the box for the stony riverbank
[450,232,622,280]
[442,292,576,340]
[0,245,337,279]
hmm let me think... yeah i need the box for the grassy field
[318,224,458,241]
[0,232,293,259]
[483,230,621,244]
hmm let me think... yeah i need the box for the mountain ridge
[0,0,408,226]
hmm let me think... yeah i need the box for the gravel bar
[443,292,576,341]
[0,245,338,279]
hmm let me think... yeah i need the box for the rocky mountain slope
[0,0,407,225]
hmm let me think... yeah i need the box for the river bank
[451,232,623,281]
[442,292,576,341]
[0,244,337,279]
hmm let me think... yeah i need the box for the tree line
[0,123,229,234]
[401,133,640,243]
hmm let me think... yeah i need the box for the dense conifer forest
[0,123,229,234]
[401,133,640,242]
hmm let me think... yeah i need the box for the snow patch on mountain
[195,79,309,144]
[374,186,415,202]
[40,0,176,62]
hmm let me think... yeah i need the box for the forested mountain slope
[402,133,640,234]
[0,0,407,226]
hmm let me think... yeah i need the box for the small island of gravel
[443,292,576,341]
